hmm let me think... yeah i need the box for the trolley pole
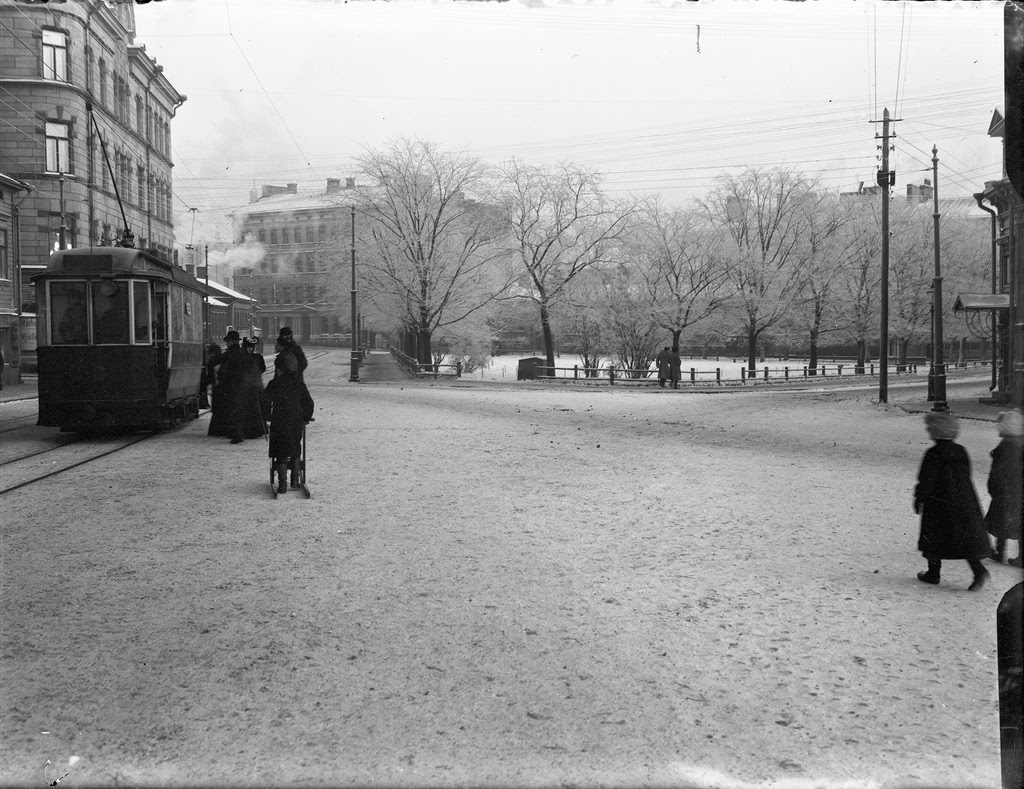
[349,205,359,383]
[204,243,210,350]
[878,108,892,404]
[931,146,948,412]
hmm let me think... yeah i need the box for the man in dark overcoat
[655,347,670,387]
[208,330,251,444]
[914,411,991,590]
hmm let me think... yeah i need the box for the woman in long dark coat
[241,338,269,440]
[985,410,1024,564]
[914,411,991,590]
[261,352,314,493]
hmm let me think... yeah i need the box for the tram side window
[92,280,129,344]
[152,285,168,342]
[132,281,151,343]
[50,281,89,344]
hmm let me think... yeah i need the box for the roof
[228,189,365,220]
[205,278,255,303]
[953,293,1010,312]
[206,296,228,307]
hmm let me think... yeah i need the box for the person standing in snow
[261,352,314,494]
[984,410,1024,565]
[655,347,670,388]
[913,411,991,590]
[668,347,682,389]
[275,326,307,382]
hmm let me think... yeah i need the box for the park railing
[388,346,462,378]
[527,360,993,387]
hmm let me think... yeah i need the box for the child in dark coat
[261,352,314,494]
[914,412,991,591]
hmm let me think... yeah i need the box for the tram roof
[32,247,206,291]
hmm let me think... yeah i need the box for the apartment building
[0,0,185,344]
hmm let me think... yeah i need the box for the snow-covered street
[1,350,1020,788]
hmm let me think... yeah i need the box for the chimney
[326,178,341,194]
[287,183,297,194]
[346,177,355,189]
[250,188,259,204]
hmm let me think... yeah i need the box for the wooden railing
[388,347,462,378]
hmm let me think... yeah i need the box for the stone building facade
[0,0,185,328]
[229,178,360,345]
[0,172,31,384]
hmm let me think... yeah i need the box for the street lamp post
[931,145,948,412]
[349,205,359,382]
[927,286,935,401]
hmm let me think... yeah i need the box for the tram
[32,247,208,431]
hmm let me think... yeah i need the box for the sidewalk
[356,350,412,382]
[0,377,37,404]
[888,374,1008,423]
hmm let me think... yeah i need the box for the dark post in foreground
[349,205,359,383]
[930,145,947,412]
[997,582,1022,789]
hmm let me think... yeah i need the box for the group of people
[655,347,683,388]
[914,409,1024,592]
[205,326,314,494]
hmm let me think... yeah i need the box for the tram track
[0,432,154,495]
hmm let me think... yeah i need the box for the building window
[45,122,70,173]
[281,227,289,244]
[136,97,144,132]
[137,168,146,211]
[0,229,8,280]
[306,227,314,243]
[98,60,108,107]
[258,229,266,244]
[42,29,68,82]
[270,229,278,245]
[318,225,326,242]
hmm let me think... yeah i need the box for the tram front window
[93,280,129,344]
[50,281,88,345]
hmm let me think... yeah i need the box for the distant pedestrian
[261,352,314,494]
[275,326,307,382]
[913,412,991,590]
[984,410,1024,565]
[668,347,682,389]
[655,347,670,387]
[199,342,221,409]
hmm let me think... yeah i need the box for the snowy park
[1,349,1020,788]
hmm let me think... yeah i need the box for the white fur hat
[997,410,1024,438]
[925,411,960,440]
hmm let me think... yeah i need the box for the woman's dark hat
[224,330,240,342]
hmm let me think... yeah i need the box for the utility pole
[349,205,359,383]
[875,107,897,404]
[931,146,948,412]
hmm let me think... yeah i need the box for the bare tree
[353,138,510,365]
[833,202,882,372]
[702,167,812,372]
[789,192,855,372]
[631,198,729,351]
[555,268,607,377]
[496,158,634,373]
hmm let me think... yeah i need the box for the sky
[130,0,1007,247]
